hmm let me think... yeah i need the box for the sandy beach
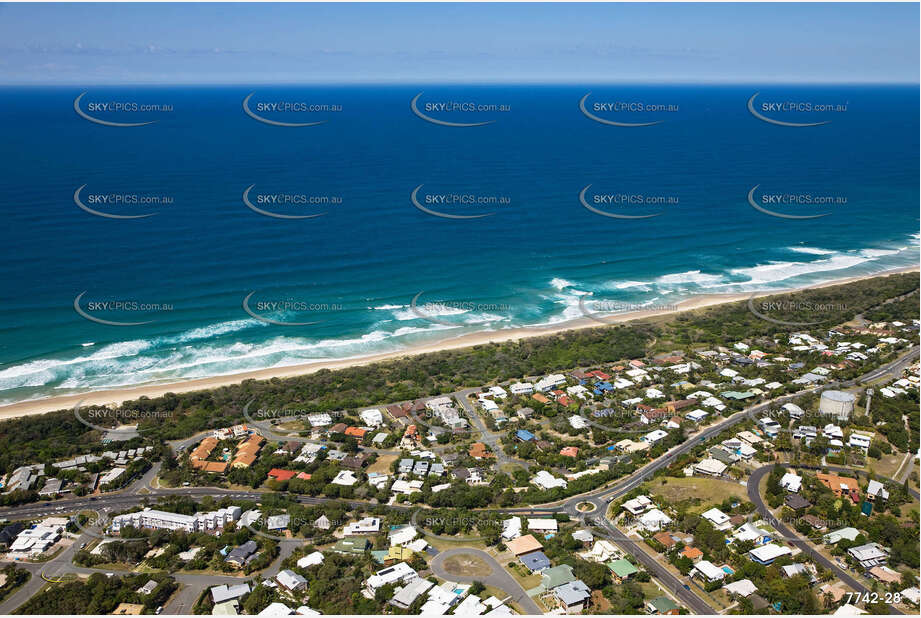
[1,266,916,421]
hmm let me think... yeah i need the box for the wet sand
[0,266,916,420]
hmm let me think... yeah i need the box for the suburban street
[429,547,543,615]
[0,345,915,614]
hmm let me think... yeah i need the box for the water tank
[819,390,856,421]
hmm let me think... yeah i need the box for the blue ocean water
[0,84,917,404]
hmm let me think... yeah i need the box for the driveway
[747,465,903,615]
[430,547,542,615]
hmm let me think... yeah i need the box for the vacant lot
[442,553,493,578]
[367,453,397,475]
[647,477,748,511]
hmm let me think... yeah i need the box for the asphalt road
[429,547,543,615]
[747,465,904,615]
[0,345,914,614]
[595,522,714,614]
[455,389,532,470]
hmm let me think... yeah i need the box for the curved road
[0,345,915,615]
[747,464,906,615]
[429,547,542,615]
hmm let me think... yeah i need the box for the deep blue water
[0,84,917,403]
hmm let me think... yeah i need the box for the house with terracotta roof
[816,472,860,502]
[505,534,544,556]
[664,399,696,412]
[532,393,550,404]
[231,435,264,468]
[560,447,579,458]
[652,531,677,550]
[681,546,704,562]
[386,404,409,419]
[869,566,901,585]
[194,460,228,473]
[267,469,296,482]
[190,437,218,462]
[231,453,257,468]
[344,426,368,439]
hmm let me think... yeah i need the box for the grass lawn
[482,584,529,614]
[870,451,910,479]
[505,562,543,590]
[367,454,397,475]
[275,421,305,433]
[646,477,748,512]
[426,536,489,552]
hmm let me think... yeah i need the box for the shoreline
[1,265,917,421]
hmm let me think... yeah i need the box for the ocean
[0,84,917,404]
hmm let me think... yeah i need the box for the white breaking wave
[655,270,726,287]
[787,246,836,255]
[392,305,469,321]
[549,277,576,290]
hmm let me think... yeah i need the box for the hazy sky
[0,2,917,84]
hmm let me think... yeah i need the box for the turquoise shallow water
[0,84,917,403]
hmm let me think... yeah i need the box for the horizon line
[0,79,918,87]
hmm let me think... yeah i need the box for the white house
[344,517,380,536]
[749,543,793,565]
[638,508,672,532]
[566,385,590,400]
[691,560,726,583]
[297,551,325,568]
[532,470,568,490]
[723,579,758,598]
[781,472,802,493]
[276,569,308,591]
[510,382,534,395]
[535,374,566,392]
[365,562,418,593]
[622,495,653,515]
[488,386,508,399]
[389,525,419,547]
[686,409,709,423]
[502,517,522,541]
[527,518,559,533]
[701,508,732,531]
[694,458,727,477]
[360,409,384,427]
